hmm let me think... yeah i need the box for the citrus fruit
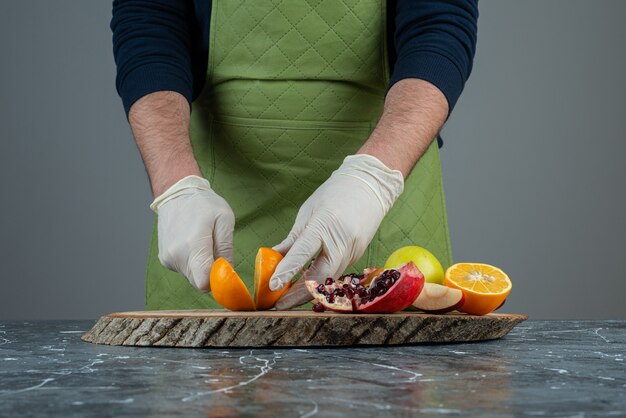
[210,247,289,311]
[444,263,511,315]
[254,247,290,310]
[210,258,256,311]
[384,246,444,284]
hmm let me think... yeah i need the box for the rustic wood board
[81,310,527,347]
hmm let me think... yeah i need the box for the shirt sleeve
[111,0,196,115]
[390,0,479,113]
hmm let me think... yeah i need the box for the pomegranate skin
[357,262,424,314]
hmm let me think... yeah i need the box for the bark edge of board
[81,310,527,347]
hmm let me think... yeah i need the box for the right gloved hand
[150,175,235,291]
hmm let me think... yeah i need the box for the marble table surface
[0,320,624,417]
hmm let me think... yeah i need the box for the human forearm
[358,78,448,178]
[128,91,201,197]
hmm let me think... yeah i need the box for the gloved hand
[150,175,235,291]
[270,154,404,309]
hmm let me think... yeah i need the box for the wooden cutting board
[81,310,527,347]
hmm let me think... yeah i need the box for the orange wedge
[254,247,290,310]
[209,248,289,311]
[444,262,512,315]
[210,258,256,311]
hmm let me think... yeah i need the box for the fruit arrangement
[308,245,512,316]
[209,244,512,316]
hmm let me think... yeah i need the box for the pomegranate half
[305,262,424,314]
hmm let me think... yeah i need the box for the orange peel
[209,247,291,311]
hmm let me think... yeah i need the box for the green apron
[145,0,453,309]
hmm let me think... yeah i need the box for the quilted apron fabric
[145,0,453,309]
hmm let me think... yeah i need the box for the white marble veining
[0,320,624,417]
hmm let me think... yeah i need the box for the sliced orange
[444,262,512,315]
[209,248,289,311]
[254,247,290,310]
[210,258,256,311]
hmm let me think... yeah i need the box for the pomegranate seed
[316,284,325,294]
[312,302,325,312]
[326,294,335,303]
[384,278,394,288]
[325,278,334,285]
[334,289,345,297]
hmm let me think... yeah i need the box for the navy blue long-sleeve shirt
[111,0,478,116]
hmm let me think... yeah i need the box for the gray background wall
[1,1,624,320]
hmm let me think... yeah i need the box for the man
[111,0,478,310]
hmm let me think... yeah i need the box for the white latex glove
[150,175,235,291]
[271,154,404,309]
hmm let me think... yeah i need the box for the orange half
[210,258,256,311]
[254,247,290,310]
[444,262,512,315]
[210,248,289,311]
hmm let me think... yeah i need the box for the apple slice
[412,282,465,314]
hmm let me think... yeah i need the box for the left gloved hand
[270,154,404,309]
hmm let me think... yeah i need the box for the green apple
[384,246,444,284]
